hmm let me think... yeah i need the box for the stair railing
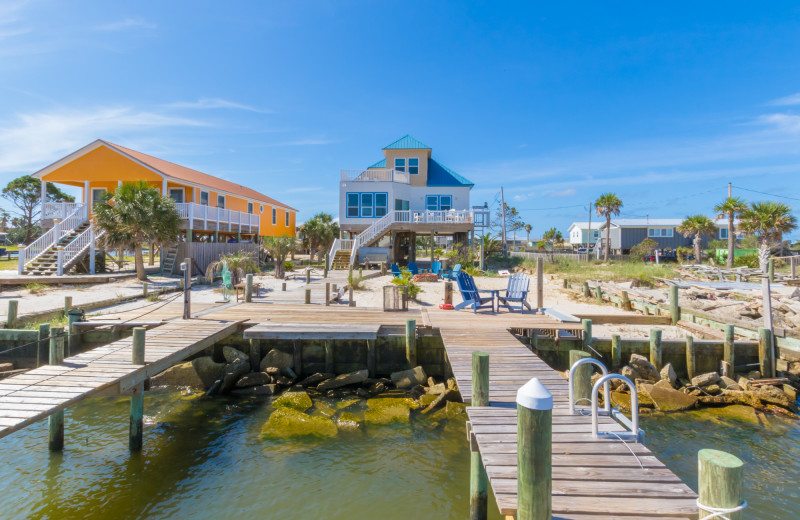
[18,203,87,274]
[58,223,98,275]
[327,238,340,271]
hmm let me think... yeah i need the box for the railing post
[516,378,553,520]
[581,318,592,350]
[49,327,65,451]
[569,350,592,406]
[470,351,489,520]
[698,449,745,519]
[17,245,25,275]
[56,247,65,276]
[89,225,96,274]
[130,327,146,451]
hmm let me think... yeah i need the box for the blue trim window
[347,193,359,218]
[394,158,405,172]
[648,228,674,238]
[408,158,419,174]
[426,195,453,211]
[346,192,388,218]
[361,193,373,217]
[375,193,388,217]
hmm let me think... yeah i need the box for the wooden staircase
[22,223,91,275]
[162,247,178,274]
[331,250,351,270]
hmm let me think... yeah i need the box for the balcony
[340,169,410,184]
[174,203,260,233]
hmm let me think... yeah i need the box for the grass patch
[348,270,365,291]
[532,257,676,286]
[23,316,68,330]
[24,282,48,294]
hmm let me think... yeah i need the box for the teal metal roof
[427,159,474,187]
[367,158,386,168]
[382,134,431,150]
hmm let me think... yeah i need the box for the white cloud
[767,92,800,106]
[166,98,271,114]
[0,107,208,174]
[546,188,577,198]
[94,17,157,32]
[754,113,800,133]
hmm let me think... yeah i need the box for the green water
[1,390,797,519]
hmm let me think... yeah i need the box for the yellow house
[22,140,296,275]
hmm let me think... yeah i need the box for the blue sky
[1,1,800,237]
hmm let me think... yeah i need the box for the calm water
[0,390,797,519]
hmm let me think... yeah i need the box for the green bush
[733,253,759,268]
[391,268,422,300]
[347,269,365,290]
[464,264,482,277]
[284,261,294,272]
[630,238,658,261]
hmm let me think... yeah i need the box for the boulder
[336,411,364,431]
[298,373,334,387]
[390,366,428,389]
[235,372,270,388]
[419,394,438,407]
[427,383,446,395]
[629,354,660,381]
[704,384,721,395]
[737,376,751,391]
[0,362,13,372]
[783,384,797,402]
[364,398,415,425]
[719,376,741,391]
[222,346,249,364]
[192,356,227,389]
[281,367,297,379]
[660,363,678,388]
[691,372,721,388]
[273,390,313,412]
[317,369,369,391]
[366,381,386,396]
[231,384,277,396]
[260,349,293,371]
[755,385,796,411]
[260,408,338,438]
[150,361,204,389]
[642,380,698,412]
[445,401,467,418]
[220,358,251,393]
[620,365,638,382]
[446,378,459,392]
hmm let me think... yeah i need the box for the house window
[719,228,728,239]
[91,188,107,207]
[285,211,290,227]
[347,193,359,218]
[200,191,209,205]
[439,195,452,211]
[426,195,453,211]
[168,188,184,203]
[408,158,419,174]
[360,193,374,217]
[648,228,674,238]
[426,195,438,211]
[217,195,225,209]
[272,208,277,225]
[394,158,405,172]
[346,192,388,218]
[375,193,388,217]
[395,199,409,211]
[247,202,254,214]
[260,205,263,213]
[593,231,599,238]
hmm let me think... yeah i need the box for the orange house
[21,140,296,275]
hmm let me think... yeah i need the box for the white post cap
[516,377,553,411]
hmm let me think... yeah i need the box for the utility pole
[501,187,508,257]
[586,201,592,254]
[728,182,732,198]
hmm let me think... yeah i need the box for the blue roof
[367,158,386,168]
[427,158,474,187]
[382,134,431,150]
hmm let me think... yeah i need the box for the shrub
[284,261,294,272]
[205,251,259,286]
[630,238,658,261]
[464,264,482,277]
[733,253,759,268]
[676,247,692,264]
[391,268,422,300]
[348,269,365,290]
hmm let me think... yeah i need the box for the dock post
[723,324,735,372]
[698,449,745,520]
[48,327,65,451]
[405,318,417,368]
[562,278,568,289]
[324,254,329,278]
[182,258,191,320]
[669,285,680,325]
[595,285,603,305]
[621,291,632,311]
[611,334,622,370]
[349,287,355,307]
[768,258,775,283]
[367,340,375,377]
[325,340,334,373]
[516,378,553,520]
[64,296,72,317]
[142,282,148,299]
[380,262,387,276]
[650,328,663,370]
[536,258,544,309]
[249,339,260,372]
[245,274,253,303]
[130,327,146,451]
[305,269,311,284]
[581,319,592,350]
[444,282,453,306]
[470,351,489,519]
[7,300,18,329]
[325,282,330,307]
[792,256,797,279]
[758,327,774,378]
[569,350,592,406]
[281,282,286,291]
[67,308,82,357]
[305,288,311,304]
[37,323,50,368]
[686,335,696,380]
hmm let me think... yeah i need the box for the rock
[737,376,751,391]
[260,408,338,438]
[422,389,460,414]
[698,395,740,406]
[409,384,427,399]
[231,384,277,396]
[629,354,660,381]
[746,370,762,380]
[281,367,297,379]
[720,376,741,391]
[273,374,294,386]
[221,358,251,393]
[150,361,204,389]
[783,384,797,402]
[356,388,369,398]
[620,365,637,382]
[704,384,721,395]
[660,363,678,388]
[222,346,249,364]
[427,383,446,395]
[445,401,467,418]
[364,398,415,425]
[688,388,702,396]
[789,361,800,377]
[273,390,313,412]
[336,411,363,431]
[390,366,427,389]
[691,372,721,388]
[260,349,293,371]
[235,372,270,388]
[206,379,222,396]
[0,362,13,372]
[192,356,227,389]
[265,367,281,378]
[755,385,796,410]
[446,378,458,392]
[642,380,698,412]
[419,394,438,407]
[318,369,369,391]
[298,373,334,387]
[427,377,437,387]
[366,381,386,395]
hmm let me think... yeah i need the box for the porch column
[40,180,47,223]
[84,181,90,204]
[162,179,168,196]
[188,203,195,242]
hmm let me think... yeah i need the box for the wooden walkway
[0,318,241,439]
[426,311,698,519]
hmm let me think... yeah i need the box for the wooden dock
[426,311,698,519]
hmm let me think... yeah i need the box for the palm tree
[738,201,798,272]
[713,197,747,268]
[477,233,501,268]
[93,181,182,281]
[677,215,717,264]
[594,193,623,261]
[524,223,532,246]
[301,213,339,262]
[263,236,297,279]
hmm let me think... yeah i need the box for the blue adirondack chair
[407,262,420,275]
[220,262,233,302]
[442,263,461,281]
[428,261,443,279]
[390,263,402,278]
[497,273,532,313]
[454,272,495,314]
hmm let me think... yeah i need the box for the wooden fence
[173,242,260,274]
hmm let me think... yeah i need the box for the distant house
[596,218,731,254]
[567,222,604,247]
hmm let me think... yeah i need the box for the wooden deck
[426,311,698,519]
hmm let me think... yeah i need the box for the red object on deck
[439,303,454,310]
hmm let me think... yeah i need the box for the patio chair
[221,262,234,302]
[442,263,461,281]
[454,272,495,314]
[390,263,402,278]
[407,262,420,275]
[428,261,443,279]
[496,273,532,313]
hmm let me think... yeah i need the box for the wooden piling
[470,351,489,520]
[324,254,329,278]
[348,287,355,307]
[698,449,745,520]
[142,282,148,299]
[517,378,553,520]
[66,308,81,357]
[595,285,603,305]
[444,282,453,306]
[621,291,632,311]
[581,319,592,349]
[37,323,50,368]
[405,318,417,367]
[569,350,592,406]
[723,324,735,371]
[304,288,311,305]
[7,300,17,329]
[245,274,253,303]
[325,282,330,307]
[281,282,286,291]
[536,258,544,308]
[686,335,696,380]
[611,334,622,370]
[792,256,797,278]
[130,327,146,451]
[380,262,387,276]
[650,328,663,370]
[367,340,375,378]
[325,340,334,373]
[249,339,260,372]
[582,282,590,298]
[64,296,72,317]
[669,285,680,325]
[48,327,65,451]
[758,327,774,378]
[562,278,568,289]
[305,269,311,284]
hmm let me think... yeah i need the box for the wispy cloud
[546,188,577,198]
[93,17,157,32]
[268,138,339,146]
[767,92,800,106]
[166,98,271,114]
[754,113,800,133]
[0,107,208,174]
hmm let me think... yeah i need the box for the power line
[731,185,800,202]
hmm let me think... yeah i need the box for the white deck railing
[340,169,410,184]
[173,203,260,232]
[42,202,84,221]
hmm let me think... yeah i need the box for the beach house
[23,139,296,275]
[596,218,731,254]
